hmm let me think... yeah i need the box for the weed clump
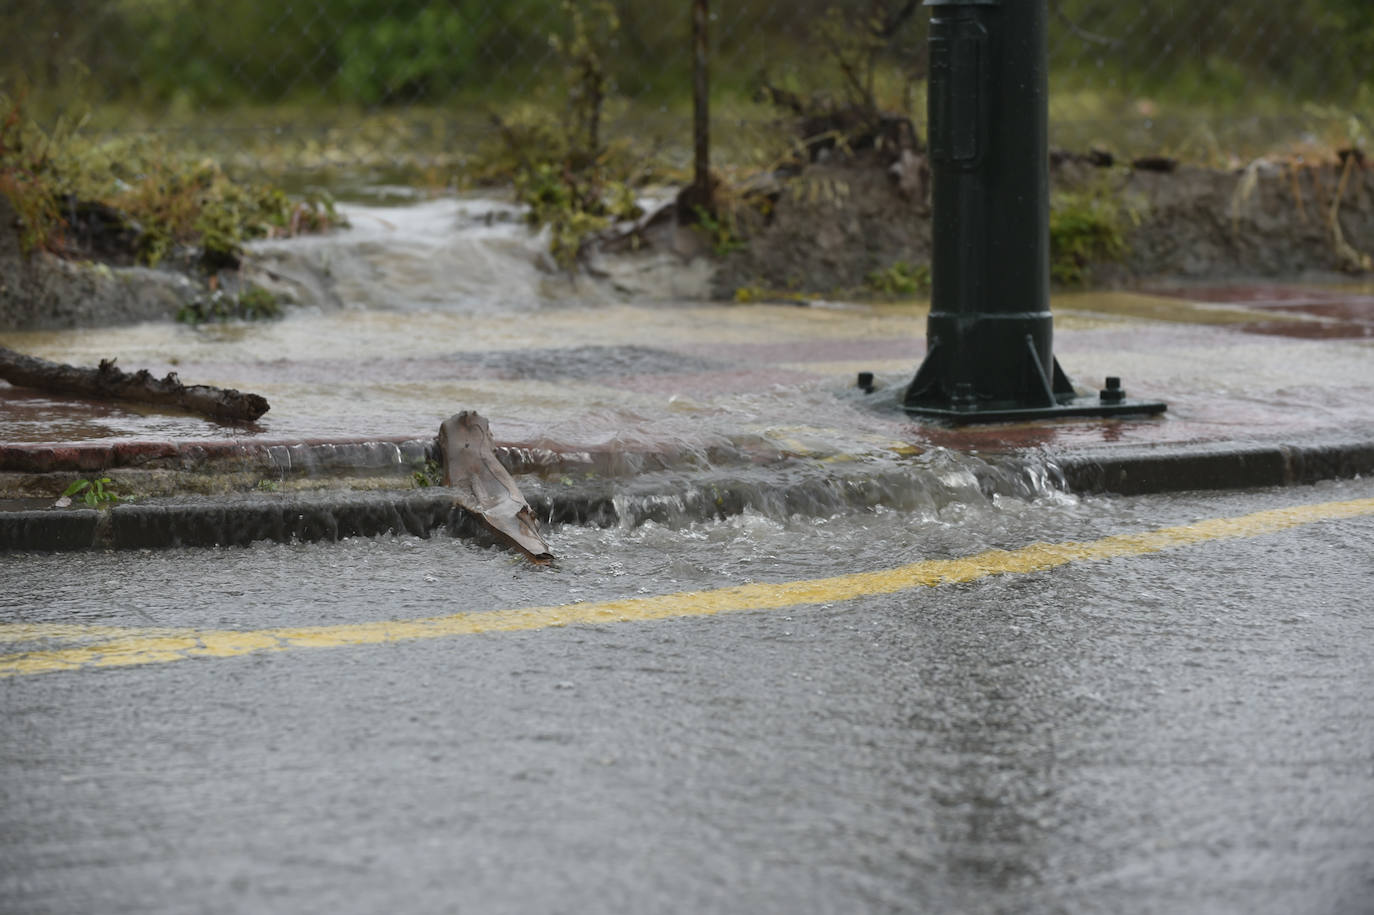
[481,2,651,270]
[1049,189,1132,285]
[864,260,930,297]
[176,286,284,324]
[0,92,343,271]
[61,476,118,508]
[412,458,443,488]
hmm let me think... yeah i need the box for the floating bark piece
[438,411,553,563]
[0,346,269,422]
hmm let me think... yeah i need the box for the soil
[0,194,201,330]
[710,150,1374,297]
[3,152,1371,331]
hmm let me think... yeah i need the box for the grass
[176,286,284,324]
[864,261,931,298]
[5,61,1367,297]
[1048,82,1372,164]
[1049,187,1133,286]
[1,91,345,267]
[11,64,1366,211]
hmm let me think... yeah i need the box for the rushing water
[3,188,1373,912]
[0,196,898,451]
[5,194,1374,540]
[3,480,1373,914]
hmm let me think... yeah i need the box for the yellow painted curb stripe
[3,496,1372,678]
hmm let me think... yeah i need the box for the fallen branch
[0,346,270,422]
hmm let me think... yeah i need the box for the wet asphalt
[3,478,1373,914]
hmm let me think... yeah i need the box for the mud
[711,152,1374,296]
[3,154,1372,331]
[0,195,205,331]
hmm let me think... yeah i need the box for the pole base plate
[903,396,1167,425]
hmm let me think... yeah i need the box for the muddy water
[0,195,923,464]
[3,480,1373,914]
[4,196,1374,486]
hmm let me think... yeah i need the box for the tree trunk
[0,346,270,422]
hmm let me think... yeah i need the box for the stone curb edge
[3,440,1372,553]
[1056,440,1374,495]
[0,437,743,478]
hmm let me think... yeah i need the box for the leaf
[62,479,91,497]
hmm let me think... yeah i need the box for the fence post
[903,0,1164,423]
[690,0,711,211]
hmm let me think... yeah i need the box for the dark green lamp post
[903,0,1165,422]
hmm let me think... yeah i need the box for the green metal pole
[904,0,1164,423]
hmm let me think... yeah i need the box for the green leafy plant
[176,286,283,324]
[1,91,343,268]
[412,458,443,488]
[117,160,344,269]
[1049,189,1130,285]
[692,205,746,257]
[488,2,647,271]
[549,0,618,160]
[512,159,642,268]
[813,2,924,115]
[0,90,73,254]
[864,260,930,296]
[62,476,118,508]
[733,285,809,304]
[338,6,478,105]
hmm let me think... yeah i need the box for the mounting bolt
[951,382,978,411]
[1100,376,1125,403]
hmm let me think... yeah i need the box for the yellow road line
[3,496,1372,678]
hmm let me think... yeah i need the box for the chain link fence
[2,0,1371,180]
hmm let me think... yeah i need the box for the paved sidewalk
[2,282,1372,549]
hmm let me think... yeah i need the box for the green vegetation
[412,458,443,488]
[0,93,66,253]
[3,0,1366,160]
[3,0,1369,295]
[1049,188,1131,286]
[10,0,1362,113]
[1048,0,1374,103]
[692,206,746,257]
[0,92,343,267]
[489,2,649,270]
[176,286,284,324]
[732,286,809,305]
[62,476,118,508]
[864,260,930,297]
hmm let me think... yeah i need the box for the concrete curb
[1057,440,1374,495]
[0,488,623,553]
[3,438,1373,553]
[0,436,748,482]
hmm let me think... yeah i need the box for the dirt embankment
[0,195,204,331]
[4,152,1372,331]
[712,152,1374,296]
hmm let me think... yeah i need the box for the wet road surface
[3,478,1374,913]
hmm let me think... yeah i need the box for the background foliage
[0,0,1370,172]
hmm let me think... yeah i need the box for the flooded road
[4,198,1373,469]
[4,195,1374,912]
[3,478,1373,913]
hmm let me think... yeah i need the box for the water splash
[535,451,1074,531]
